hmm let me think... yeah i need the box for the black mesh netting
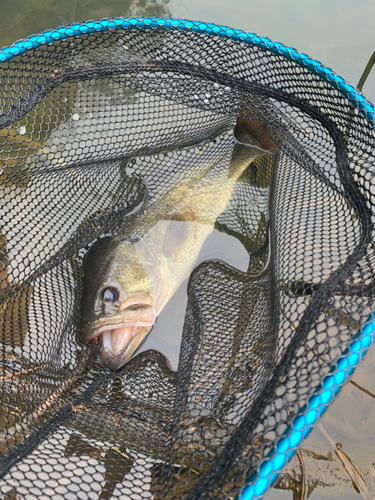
[0,21,374,500]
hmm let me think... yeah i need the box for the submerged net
[0,17,374,500]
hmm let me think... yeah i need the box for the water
[1,1,375,498]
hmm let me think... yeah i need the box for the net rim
[0,16,373,126]
[0,16,374,500]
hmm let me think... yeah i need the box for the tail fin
[234,117,277,153]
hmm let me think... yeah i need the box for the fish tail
[234,117,278,153]
[229,100,278,182]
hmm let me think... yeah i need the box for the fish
[82,117,277,370]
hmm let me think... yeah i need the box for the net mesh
[0,20,374,500]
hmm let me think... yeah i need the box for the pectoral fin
[163,220,194,261]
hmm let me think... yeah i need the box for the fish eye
[102,287,119,303]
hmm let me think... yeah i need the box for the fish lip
[99,325,153,370]
[83,301,156,369]
[119,294,154,311]
[84,324,129,343]
[85,320,153,343]
[84,303,156,344]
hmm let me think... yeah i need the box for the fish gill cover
[0,16,374,500]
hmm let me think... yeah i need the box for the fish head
[82,236,159,370]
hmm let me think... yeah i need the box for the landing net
[0,17,374,500]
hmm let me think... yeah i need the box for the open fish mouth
[100,324,153,370]
[86,304,157,370]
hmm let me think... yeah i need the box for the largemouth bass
[82,118,277,370]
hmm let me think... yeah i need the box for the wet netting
[0,17,375,500]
